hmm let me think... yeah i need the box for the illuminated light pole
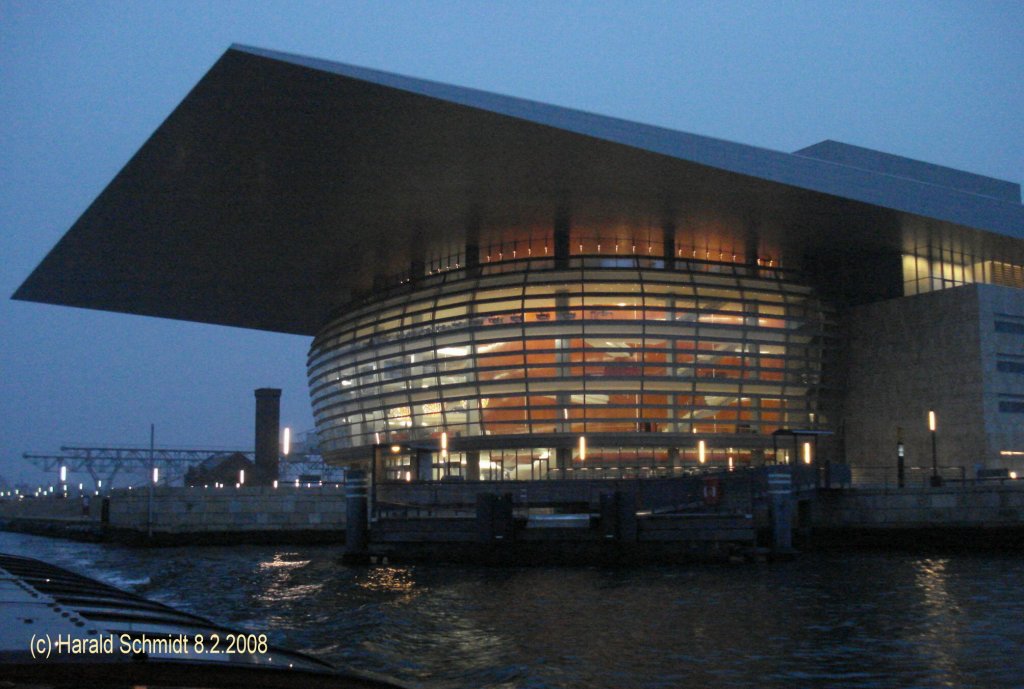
[698,440,706,465]
[802,442,812,465]
[928,410,941,487]
[282,427,291,456]
[579,436,587,462]
[239,469,245,486]
[895,426,906,488]
[60,465,67,483]
[441,431,449,477]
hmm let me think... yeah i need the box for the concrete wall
[977,284,1024,470]
[843,284,991,472]
[817,484,1024,529]
[0,495,101,522]
[107,486,347,534]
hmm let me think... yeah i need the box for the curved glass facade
[309,253,831,477]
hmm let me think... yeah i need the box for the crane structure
[22,432,341,492]
[23,447,253,492]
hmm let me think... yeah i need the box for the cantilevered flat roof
[14,44,1024,335]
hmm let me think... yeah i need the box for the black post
[896,425,905,489]
[930,428,942,487]
[343,469,370,564]
[767,467,795,556]
[897,441,905,489]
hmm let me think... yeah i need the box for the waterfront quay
[2,467,1023,560]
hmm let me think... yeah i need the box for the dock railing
[850,464,967,490]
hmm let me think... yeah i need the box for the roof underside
[14,45,1024,336]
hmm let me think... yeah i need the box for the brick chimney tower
[254,388,281,486]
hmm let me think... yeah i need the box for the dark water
[2,532,1023,689]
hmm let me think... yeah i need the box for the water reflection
[357,566,416,594]
[2,532,1023,689]
[911,557,964,686]
[257,551,321,604]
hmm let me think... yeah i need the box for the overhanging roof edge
[233,44,1024,239]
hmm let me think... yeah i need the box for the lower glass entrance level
[373,442,811,482]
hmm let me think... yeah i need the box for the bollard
[600,492,619,539]
[766,468,795,556]
[342,469,370,565]
[617,490,638,542]
[601,491,637,541]
[476,493,496,542]
[495,493,514,540]
[477,492,514,542]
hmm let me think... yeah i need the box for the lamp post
[928,410,942,487]
[896,426,905,489]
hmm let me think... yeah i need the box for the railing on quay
[849,464,973,490]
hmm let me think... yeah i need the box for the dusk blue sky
[3,1,1023,486]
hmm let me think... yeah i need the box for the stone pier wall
[816,483,1024,529]
[107,486,347,534]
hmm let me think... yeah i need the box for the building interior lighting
[579,436,587,461]
[698,440,706,464]
[437,346,469,357]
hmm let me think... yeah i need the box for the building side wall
[978,284,1024,470]
[842,285,986,474]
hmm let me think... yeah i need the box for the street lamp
[928,410,942,487]
[896,426,905,489]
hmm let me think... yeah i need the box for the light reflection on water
[1,531,1023,689]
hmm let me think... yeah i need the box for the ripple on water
[2,533,1024,688]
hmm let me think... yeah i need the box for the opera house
[15,46,1024,484]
